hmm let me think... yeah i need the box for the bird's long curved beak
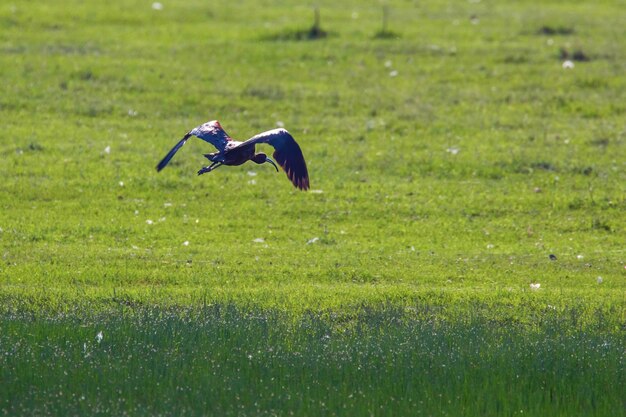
[265,157,279,172]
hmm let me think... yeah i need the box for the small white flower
[96,331,103,343]
[596,276,603,284]
[119,181,124,187]
[195,219,199,223]
[248,179,257,185]
[577,254,584,260]
[253,238,265,243]
[247,171,257,177]
[146,219,153,225]
[384,60,392,68]
[486,244,494,249]
[310,189,324,194]
[446,147,460,155]
[164,202,173,207]
[183,241,189,246]
[307,237,320,245]
[128,109,138,117]
[546,38,554,45]
[530,283,541,290]
[389,70,398,77]
[562,60,575,69]
[276,121,285,128]
[152,2,163,10]
[134,210,139,215]
[104,146,111,154]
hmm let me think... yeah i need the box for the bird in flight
[156,120,309,191]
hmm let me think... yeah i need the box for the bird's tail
[156,133,192,172]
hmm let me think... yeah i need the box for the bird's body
[204,140,259,166]
[156,120,309,190]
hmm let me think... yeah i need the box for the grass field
[1,0,625,416]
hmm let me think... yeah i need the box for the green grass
[2,306,623,417]
[0,0,624,415]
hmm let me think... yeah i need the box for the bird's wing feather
[242,128,310,190]
[156,133,191,172]
[189,122,231,152]
[156,121,232,172]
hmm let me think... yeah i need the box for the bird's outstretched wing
[156,133,191,172]
[156,120,231,172]
[242,128,310,190]
[189,121,232,152]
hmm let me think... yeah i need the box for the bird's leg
[203,152,219,161]
[197,162,222,176]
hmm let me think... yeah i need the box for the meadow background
[0,0,624,416]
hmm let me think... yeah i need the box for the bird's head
[252,153,279,172]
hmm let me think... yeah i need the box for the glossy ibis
[156,120,309,191]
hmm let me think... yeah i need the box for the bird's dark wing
[156,120,231,172]
[189,121,231,152]
[242,128,310,190]
[156,133,191,172]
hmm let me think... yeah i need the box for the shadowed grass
[1,306,623,417]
